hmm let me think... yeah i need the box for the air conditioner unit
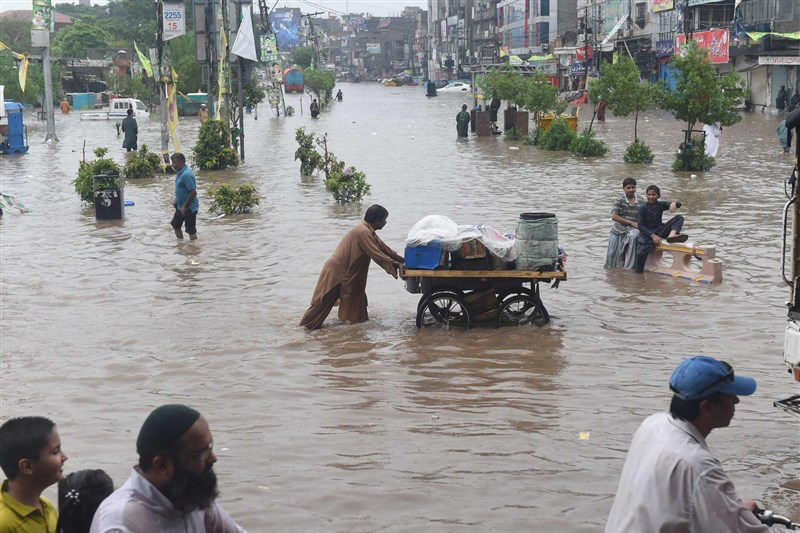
[541,43,548,51]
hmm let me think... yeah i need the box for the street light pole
[236,2,245,161]
[42,43,58,142]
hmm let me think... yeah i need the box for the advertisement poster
[270,8,300,50]
[162,3,186,41]
[652,0,674,13]
[260,34,278,63]
[366,43,381,55]
[676,29,729,64]
[31,0,53,32]
[576,45,592,61]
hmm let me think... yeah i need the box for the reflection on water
[1,83,798,531]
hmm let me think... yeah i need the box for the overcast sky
[0,0,429,17]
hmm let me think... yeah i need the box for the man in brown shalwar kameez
[300,205,404,329]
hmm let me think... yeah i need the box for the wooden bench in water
[401,267,566,329]
[644,242,722,284]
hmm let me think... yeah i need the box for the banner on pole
[676,29,729,64]
[31,0,54,32]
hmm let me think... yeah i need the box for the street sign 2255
[163,3,186,40]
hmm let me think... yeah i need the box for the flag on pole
[215,29,227,120]
[134,41,153,78]
[18,55,28,92]
[166,67,181,152]
[231,8,258,61]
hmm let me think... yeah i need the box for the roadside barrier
[644,242,722,284]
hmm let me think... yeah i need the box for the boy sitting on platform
[635,185,688,273]
[605,178,644,269]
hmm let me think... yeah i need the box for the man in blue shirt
[170,153,199,240]
[635,184,686,273]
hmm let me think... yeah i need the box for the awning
[601,15,629,46]
[735,59,759,72]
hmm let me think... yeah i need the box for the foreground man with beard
[90,405,247,533]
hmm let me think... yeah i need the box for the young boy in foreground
[0,416,68,533]
[635,185,687,273]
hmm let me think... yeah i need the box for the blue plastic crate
[404,243,444,269]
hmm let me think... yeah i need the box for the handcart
[401,267,567,329]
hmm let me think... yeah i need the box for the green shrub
[624,140,655,164]
[539,117,576,151]
[123,145,162,179]
[294,127,322,175]
[672,135,716,172]
[569,129,608,157]
[208,183,261,215]
[325,164,371,204]
[73,147,122,203]
[504,127,522,141]
[192,120,239,171]
[523,132,537,145]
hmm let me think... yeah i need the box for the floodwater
[1,83,799,531]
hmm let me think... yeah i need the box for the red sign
[675,29,730,64]
[576,45,593,61]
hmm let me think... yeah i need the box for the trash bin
[93,173,124,220]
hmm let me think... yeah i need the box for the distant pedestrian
[702,122,722,157]
[456,104,470,137]
[777,120,792,154]
[198,104,209,122]
[60,98,70,114]
[776,85,788,113]
[310,99,320,118]
[597,100,607,121]
[121,108,138,152]
[789,91,800,113]
[490,96,501,123]
[170,153,199,241]
[0,416,68,533]
[605,178,644,270]
[57,470,114,533]
[336,89,343,101]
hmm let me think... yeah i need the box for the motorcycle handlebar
[755,507,797,529]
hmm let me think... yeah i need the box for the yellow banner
[216,29,227,120]
[0,41,30,91]
[746,31,800,41]
[166,68,181,152]
[134,41,153,78]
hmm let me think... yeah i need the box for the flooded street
[1,83,798,531]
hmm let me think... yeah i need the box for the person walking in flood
[121,108,138,152]
[198,103,209,122]
[300,205,404,330]
[605,356,779,532]
[776,85,788,113]
[310,99,320,118]
[456,104,470,138]
[170,153,199,241]
[60,98,70,114]
[336,89,343,101]
[703,121,722,157]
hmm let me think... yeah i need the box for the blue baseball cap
[669,356,757,400]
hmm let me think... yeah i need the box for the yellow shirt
[0,481,57,533]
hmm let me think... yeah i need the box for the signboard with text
[576,45,592,61]
[652,0,674,13]
[163,3,186,41]
[366,43,381,55]
[758,56,800,66]
[656,39,674,58]
[676,29,729,64]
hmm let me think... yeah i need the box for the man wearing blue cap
[91,405,247,533]
[605,356,778,532]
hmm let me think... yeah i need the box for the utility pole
[236,2,245,161]
[42,42,57,142]
[156,0,170,163]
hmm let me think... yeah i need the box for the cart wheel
[497,295,548,327]
[496,287,535,305]
[417,292,472,329]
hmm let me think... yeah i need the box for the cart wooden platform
[401,267,567,329]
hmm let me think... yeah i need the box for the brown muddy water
[1,83,798,531]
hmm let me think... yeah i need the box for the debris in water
[509,146,519,150]
[690,174,697,178]
[579,432,591,440]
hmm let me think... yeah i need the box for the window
[137,102,146,111]
[540,0,549,17]
[635,2,646,28]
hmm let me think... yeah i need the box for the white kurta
[605,413,775,533]
[90,468,247,533]
[703,123,722,157]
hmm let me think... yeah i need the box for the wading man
[90,404,247,533]
[605,356,779,532]
[456,104,471,138]
[122,108,138,152]
[170,153,199,241]
[300,205,404,329]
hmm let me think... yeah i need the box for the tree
[292,46,315,69]
[304,67,336,105]
[0,16,33,54]
[522,72,558,143]
[169,34,203,94]
[52,20,111,58]
[655,41,746,171]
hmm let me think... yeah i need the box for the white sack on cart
[406,216,517,262]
